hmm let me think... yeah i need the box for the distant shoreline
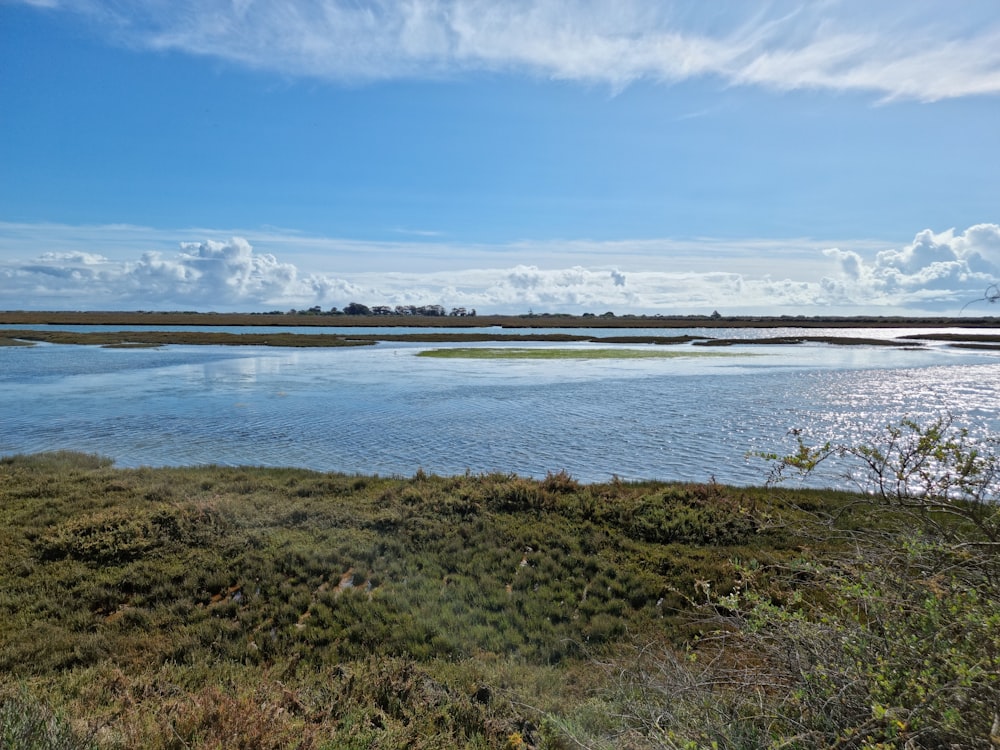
[4,311,1000,349]
[2,310,999,329]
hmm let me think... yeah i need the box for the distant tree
[343,302,372,316]
[710,310,722,319]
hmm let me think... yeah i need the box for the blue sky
[1,0,999,314]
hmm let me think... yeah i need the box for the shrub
[760,415,1000,546]
[559,416,1000,749]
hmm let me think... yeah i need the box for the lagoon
[2,326,999,486]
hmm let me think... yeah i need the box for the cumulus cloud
[822,224,1000,308]
[0,236,365,311]
[0,234,777,313]
[482,265,643,309]
[2,225,998,314]
[16,0,1000,101]
[38,251,108,264]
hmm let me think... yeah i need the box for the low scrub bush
[9,431,982,748]
[551,416,1000,749]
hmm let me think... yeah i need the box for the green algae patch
[417,347,742,360]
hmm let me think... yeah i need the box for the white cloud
[822,224,1000,308]
[16,0,1000,101]
[1,223,998,314]
[0,235,365,310]
[37,250,109,264]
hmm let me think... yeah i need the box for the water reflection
[1,339,998,487]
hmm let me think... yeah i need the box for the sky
[1,0,999,315]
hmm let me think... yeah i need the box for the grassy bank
[2,450,996,748]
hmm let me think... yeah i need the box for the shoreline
[8,328,1000,349]
[4,310,1000,350]
[2,309,1000,329]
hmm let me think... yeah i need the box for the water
[2,328,999,486]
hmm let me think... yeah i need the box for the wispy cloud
[1,221,997,314]
[16,0,1000,101]
[391,227,446,238]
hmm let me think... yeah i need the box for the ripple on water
[1,344,998,485]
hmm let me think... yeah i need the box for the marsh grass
[693,335,918,347]
[417,347,742,359]
[0,336,35,346]
[0,453,965,748]
[0,330,374,348]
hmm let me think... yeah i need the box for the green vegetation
[417,347,741,359]
[1,419,997,748]
[563,417,1000,749]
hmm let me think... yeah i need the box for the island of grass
[2,450,996,749]
[417,347,744,359]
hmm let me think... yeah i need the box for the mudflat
[3,310,999,349]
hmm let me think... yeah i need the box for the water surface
[3,329,998,486]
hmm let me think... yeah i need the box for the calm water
[2,327,999,486]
